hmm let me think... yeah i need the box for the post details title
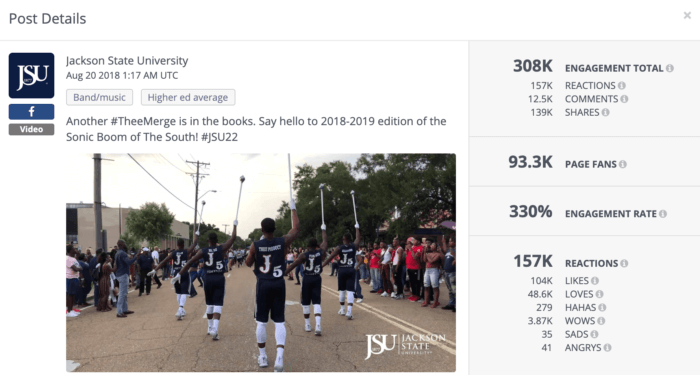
[9,13,86,25]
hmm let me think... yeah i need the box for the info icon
[8,53,55,99]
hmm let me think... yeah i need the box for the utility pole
[222,224,229,235]
[186,160,210,240]
[94,154,103,250]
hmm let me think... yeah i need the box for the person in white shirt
[152,247,160,263]
[286,251,295,280]
[228,250,235,271]
[391,239,404,299]
[236,249,245,267]
[379,242,393,297]
[150,246,162,288]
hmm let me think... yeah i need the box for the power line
[159,154,188,173]
[186,160,210,240]
[208,166,284,177]
[127,153,194,210]
[178,154,195,171]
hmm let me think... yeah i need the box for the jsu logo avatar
[18,65,49,91]
[9,53,54,98]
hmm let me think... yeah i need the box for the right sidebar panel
[469,41,700,374]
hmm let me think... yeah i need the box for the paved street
[66,267,456,372]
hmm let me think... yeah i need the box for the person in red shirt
[406,238,423,301]
[369,243,382,293]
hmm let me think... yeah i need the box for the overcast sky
[66,153,362,238]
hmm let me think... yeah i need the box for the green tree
[182,221,221,241]
[125,202,175,246]
[272,161,370,248]
[233,236,246,249]
[354,154,456,238]
[198,229,230,249]
[247,228,263,243]
[119,230,141,250]
[269,154,456,248]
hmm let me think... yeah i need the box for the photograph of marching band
[65,153,456,372]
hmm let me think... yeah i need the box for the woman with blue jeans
[188,269,199,297]
[295,262,303,284]
[369,247,382,292]
[354,268,364,301]
[114,241,138,317]
[370,267,382,293]
[330,258,338,276]
[442,236,456,311]
[359,263,368,281]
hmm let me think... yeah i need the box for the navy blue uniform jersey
[302,249,324,276]
[171,248,191,294]
[337,244,357,269]
[200,245,226,305]
[300,251,322,306]
[254,237,287,280]
[300,248,323,305]
[253,237,287,323]
[171,248,188,273]
[336,244,357,292]
[202,245,226,276]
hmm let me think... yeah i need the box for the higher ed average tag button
[9,123,54,135]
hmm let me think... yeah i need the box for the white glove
[195,231,200,236]
[170,273,181,285]
[321,224,326,231]
[233,220,238,226]
[147,270,156,277]
[290,198,296,210]
[355,223,360,229]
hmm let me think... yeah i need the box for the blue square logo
[9,104,54,120]
[9,53,54,99]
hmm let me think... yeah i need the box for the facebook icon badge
[8,104,54,120]
[8,53,54,98]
